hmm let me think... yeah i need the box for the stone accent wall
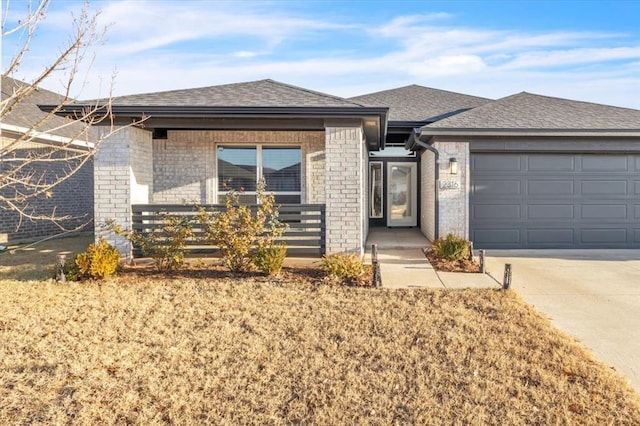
[420,149,436,242]
[324,123,364,254]
[0,138,93,243]
[433,140,470,239]
[94,126,152,257]
[152,130,325,204]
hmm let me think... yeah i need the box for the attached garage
[470,152,640,248]
[414,91,640,249]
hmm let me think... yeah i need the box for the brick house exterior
[1,77,93,244]
[48,79,640,253]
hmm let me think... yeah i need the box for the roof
[98,79,367,108]
[423,92,640,132]
[349,84,491,122]
[1,76,86,140]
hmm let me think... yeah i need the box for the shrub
[253,244,287,276]
[432,233,470,261]
[73,238,120,280]
[198,180,287,273]
[321,253,368,285]
[106,213,194,272]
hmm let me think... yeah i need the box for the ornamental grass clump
[320,253,369,286]
[432,233,470,261]
[253,244,288,276]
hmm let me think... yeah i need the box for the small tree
[1,0,144,232]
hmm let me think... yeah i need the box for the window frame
[216,143,302,204]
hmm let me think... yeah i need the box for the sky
[3,0,640,108]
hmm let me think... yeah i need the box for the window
[217,145,301,203]
[369,162,383,218]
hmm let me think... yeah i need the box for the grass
[0,234,93,281]
[1,238,640,424]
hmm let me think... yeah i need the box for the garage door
[470,153,640,248]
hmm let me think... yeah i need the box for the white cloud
[12,2,640,109]
[233,51,264,58]
[412,55,487,76]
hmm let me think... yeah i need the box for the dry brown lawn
[1,238,640,424]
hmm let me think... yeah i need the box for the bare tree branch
[1,0,146,235]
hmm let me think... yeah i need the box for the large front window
[217,145,301,203]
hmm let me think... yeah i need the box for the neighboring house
[1,76,94,243]
[46,79,640,255]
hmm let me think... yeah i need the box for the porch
[365,227,431,250]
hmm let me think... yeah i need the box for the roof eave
[39,104,387,117]
[39,104,390,148]
[418,128,640,138]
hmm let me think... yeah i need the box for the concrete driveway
[485,250,640,392]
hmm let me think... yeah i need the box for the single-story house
[44,79,640,255]
[1,76,94,243]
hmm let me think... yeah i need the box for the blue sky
[3,0,640,108]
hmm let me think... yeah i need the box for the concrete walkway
[365,228,499,289]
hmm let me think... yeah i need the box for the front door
[387,162,417,227]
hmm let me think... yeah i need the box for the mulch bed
[424,248,481,273]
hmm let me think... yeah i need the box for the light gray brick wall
[434,140,469,240]
[303,136,325,204]
[0,138,94,243]
[152,130,325,204]
[324,123,364,254]
[94,126,152,257]
[420,149,436,241]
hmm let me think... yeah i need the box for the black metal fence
[131,204,326,257]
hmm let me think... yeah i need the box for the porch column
[324,121,365,254]
[93,126,153,258]
[434,140,470,239]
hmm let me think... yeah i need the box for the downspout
[411,129,439,240]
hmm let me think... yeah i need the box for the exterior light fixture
[449,157,458,174]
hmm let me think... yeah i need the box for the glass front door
[387,162,417,227]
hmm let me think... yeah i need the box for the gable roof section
[101,79,367,108]
[2,76,86,140]
[349,84,491,123]
[421,92,640,136]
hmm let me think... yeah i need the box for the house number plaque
[439,180,460,190]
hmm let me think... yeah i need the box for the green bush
[253,244,287,276]
[106,213,194,272]
[73,238,121,280]
[197,180,287,273]
[432,233,470,261]
[320,253,368,285]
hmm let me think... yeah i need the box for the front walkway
[365,227,499,289]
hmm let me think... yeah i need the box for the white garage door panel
[470,153,640,248]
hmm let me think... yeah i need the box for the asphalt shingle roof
[101,79,366,108]
[2,76,85,139]
[349,85,491,122]
[425,92,640,130]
